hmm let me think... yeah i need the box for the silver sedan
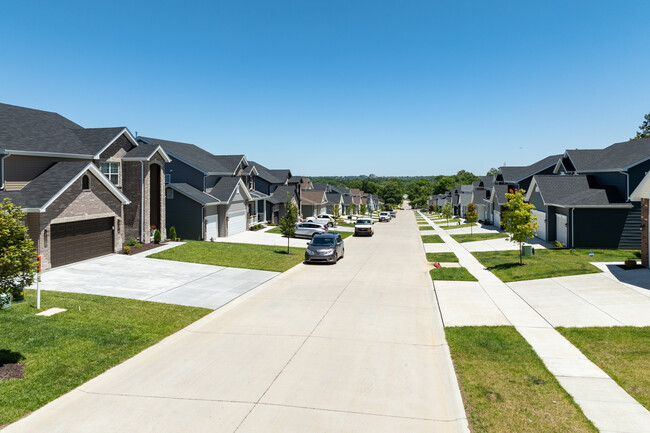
[294,222,329,238]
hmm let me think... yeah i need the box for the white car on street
[379,212,390,222]
[306,214,336,227]
[354,218,374,236]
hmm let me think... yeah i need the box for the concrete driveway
[9,208,469,433]
[30,244,279,309]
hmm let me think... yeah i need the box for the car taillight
[324,227,328,231]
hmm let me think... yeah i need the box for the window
[166,189,174,199]
[82,175,90,190]
[165,174,171,184]
[100,162,119,185]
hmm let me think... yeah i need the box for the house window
[166,189,174,199]
[165,174,171,184]
[100,162,120,185]
[248,176,254,190]
[82,175,90,190]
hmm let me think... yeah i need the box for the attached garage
[556,214,568,246]
[532,210,547,241]
[51,217,114,268]
[205,214,218,241]
[227,209,246,236]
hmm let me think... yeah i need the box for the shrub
[169,227,177,240]
[123,245,131,255]
[126,238,138,247]
[134,243,142,248]
[624,259,637,269]
[153,229,161,244]
[552,240,565,249]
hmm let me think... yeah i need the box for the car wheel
[328,222,333,227]
[312,233,318,238]
[341,248,344,259]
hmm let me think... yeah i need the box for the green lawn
[265,226,283,234]
[446,327,597,433]
[0,291,209,426]
[421,234,444,243]
[418,225,434,230]
[435,218,461,224]
[442,222,477,230]
[429,267,477,281]
[426,252,459,262]
[557,327,650,410]
[452,232,509,243]
[330,231,353,239]
[472,249,641,282]
[149,241,306,272]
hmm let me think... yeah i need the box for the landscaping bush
[624,259,637,269]
[169,226,177,240]
[134,243,142,248]
[126,238,138,247]
[153,229,161,244]
[552,240,565,249]
[123,245,131,255]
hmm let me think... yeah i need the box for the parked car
[294,222,328,238]
[390,211,397,218]
[379,211,390,222]
[304,233,344,264]
[306,214,335,227]
[354,218,374,236]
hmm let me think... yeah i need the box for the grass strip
[452,232,509,243]
[0,291,209,426]
[426,252,459,262]
[557,327,650,410]
[421,234,444,243]
[442,222,477,230]
[418,225,434,231]
[472,249,641,282]
[429,267,477,281]
[446,326,597,433]
[150,240,306,272]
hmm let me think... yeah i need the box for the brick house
[0,103,169,269]
[630,171,650,267]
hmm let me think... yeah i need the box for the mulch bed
[0,363,24,381]
[616,264,646,270]
[124,241,169,255]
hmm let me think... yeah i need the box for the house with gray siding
[630,171,650,266]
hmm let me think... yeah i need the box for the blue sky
[1,1,649,176]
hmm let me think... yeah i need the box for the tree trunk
[287,235,290,255]
[519,242,523,265]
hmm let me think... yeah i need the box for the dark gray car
[304,233,344,264]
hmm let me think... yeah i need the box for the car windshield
[311,237,335,246]
[357,219,371,224]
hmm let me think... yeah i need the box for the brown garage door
[51,218,114,268]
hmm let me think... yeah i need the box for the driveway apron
[5,211,470,433]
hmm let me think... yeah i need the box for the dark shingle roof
[311,183,329,191]
[207,177,242,202]
[342,195,352,205]
[288,175,302,183]
[532,175,628,208]
[268,185,296,204]
[167,183,219,205]
[493,184,514,206]
[269,169,291,183]
[0,103,129,156]
[141,136,233,174]
[214,155,246,174]
[500,154,562,183]
[123,141,162,159]
[247,160,284,184]
[566,138,650,171]
[325,192,342,204]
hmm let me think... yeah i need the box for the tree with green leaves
[359,203,367,215]
[500,189,539,265]
[378,179,404,206]
[331,203,341,226]
[279,193,298,254]
[441,203,453,226]
[465,202,479,236]
[1,198,37,299]
[487,167,499,176]
[349,203,357,215]
[632,112,650,140]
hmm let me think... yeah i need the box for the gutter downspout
[141,161,145,242]
[0,155,8,190]
[201,207,205,241]
[620,171,630,201]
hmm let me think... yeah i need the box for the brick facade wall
[642,198,649,267]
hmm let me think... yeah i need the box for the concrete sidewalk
[5,209,469,433]
[420,211,650,433]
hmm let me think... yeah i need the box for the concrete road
[6,209,469,433]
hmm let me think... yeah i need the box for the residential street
[5,210,470,433]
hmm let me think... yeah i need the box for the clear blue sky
[1,1,649,176]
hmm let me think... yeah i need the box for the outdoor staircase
[618,207,642,249]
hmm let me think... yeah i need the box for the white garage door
[205,215,218,241]
[228,209,247,236]
[493,211,501,228]
[532,210,546,241]
[556,214,568,245]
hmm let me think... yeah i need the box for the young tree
[633,112,650,140]
[279,193,298,254]
[0,198,37,299]
[465,202,479,236]
[428,204,435,213]
[359,203,367,215]
[349,203,357,215]
[500,189,539,265]
[332,203,341,226]
[441,203,453,226]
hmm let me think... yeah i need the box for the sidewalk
[420,211,650,433]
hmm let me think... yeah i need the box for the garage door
[532,210,546,241]
[51,217,114,268]
[493,211,501,228]
[227,209,247,236]
[205,215,218,241]
[556,214,568,246]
